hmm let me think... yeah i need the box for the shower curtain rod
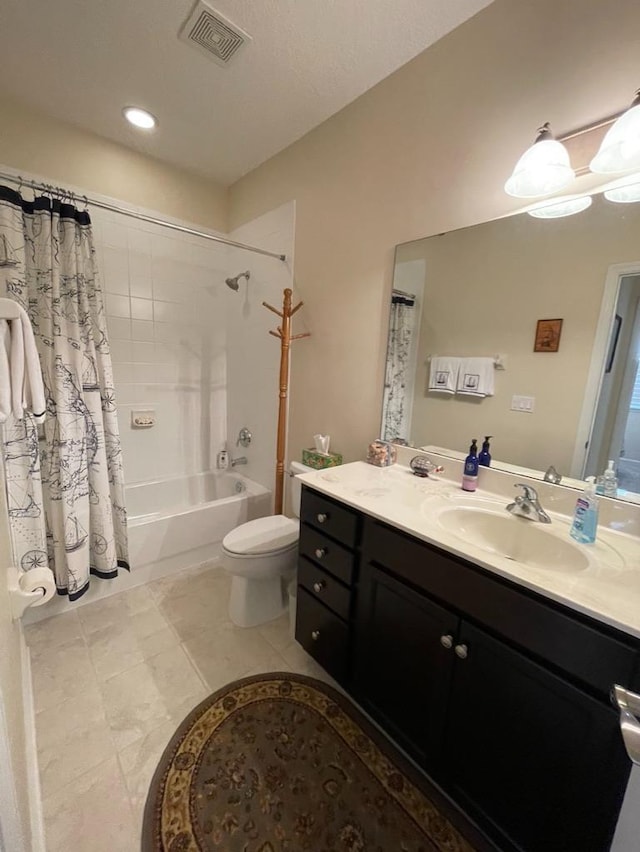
[0,171,287,262]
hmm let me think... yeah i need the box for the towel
[428,357,460,394]
[0,303,46,423]
[456,357,495,397]
[0,321,11,422]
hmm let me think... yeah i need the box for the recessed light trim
[123,107,157,130]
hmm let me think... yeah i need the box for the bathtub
[23,470,271,623]
[127,470,272,570]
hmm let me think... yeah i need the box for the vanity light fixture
[590,90,640,175]
[603,173,640,203]
[122,106,158,130]
[504,123,575,199]
[526,194,592,219]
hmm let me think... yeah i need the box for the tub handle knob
[313,580,326,594]
[316,513,328,524]
[311,630,320,641]
[314,547,327,560]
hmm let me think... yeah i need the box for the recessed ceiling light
[122,107,157,130]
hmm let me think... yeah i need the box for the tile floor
[25,561,329,852]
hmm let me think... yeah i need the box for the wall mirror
[382,190,640,503]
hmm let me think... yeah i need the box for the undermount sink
[433,506,590,573]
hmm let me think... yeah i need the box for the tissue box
[302,448,343,470]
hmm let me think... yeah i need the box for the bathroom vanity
[294,462,640,852]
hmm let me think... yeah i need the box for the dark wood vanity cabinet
[296,486,637,852]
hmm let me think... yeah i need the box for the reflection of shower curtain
[0,186,128,600]
[381,294,416,443]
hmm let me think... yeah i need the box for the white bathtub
[127,470,272,569]
[23,470,271,623]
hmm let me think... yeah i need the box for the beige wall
[0,93,228,232]
[228,0,640,465]
[400,198,640,473]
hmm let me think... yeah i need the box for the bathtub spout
[231,456,248,467]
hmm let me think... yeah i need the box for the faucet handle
[514,482,539,502]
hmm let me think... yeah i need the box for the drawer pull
[316,513,329,524]
[311,630,321,641]
[314,547,327,559]
[313,580,326,594]
[440,634,454,649]
[454,643,468,660]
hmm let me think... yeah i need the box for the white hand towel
[428,357,461,394]
[456,357,495,397]
[0,320,11,422]
[6,303,46,422]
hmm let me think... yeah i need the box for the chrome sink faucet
[506,483,551,524]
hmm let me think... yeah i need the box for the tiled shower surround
[94,200,295,490]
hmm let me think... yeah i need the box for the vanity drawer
[295,586,349,683]
[364,519,639,696]
[298,557,351,621]
[299,523,355,586]
[300,487,358,548]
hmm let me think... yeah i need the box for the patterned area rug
[143,673,479,852]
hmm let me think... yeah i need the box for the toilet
[222,461,312,627]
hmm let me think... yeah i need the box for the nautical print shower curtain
[0,185,128,600]
[381,292,416,443]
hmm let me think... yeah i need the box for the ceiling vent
[179,1,251,67]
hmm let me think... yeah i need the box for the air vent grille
[179,2,251,67]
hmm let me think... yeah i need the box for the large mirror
[382,191,640,502]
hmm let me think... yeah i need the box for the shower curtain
[0,185,128,600]
[381,293,416,443]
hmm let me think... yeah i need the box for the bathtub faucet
[231,456,248,467]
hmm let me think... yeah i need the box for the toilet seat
[222,515,300,557]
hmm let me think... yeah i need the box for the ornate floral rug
[143,673,481,852]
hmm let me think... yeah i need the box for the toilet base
[228,574,287,628]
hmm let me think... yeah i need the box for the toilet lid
[223,515,300,556]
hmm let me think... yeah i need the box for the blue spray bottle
[462,439,479,492]
[479,436,492,467]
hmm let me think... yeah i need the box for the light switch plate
[511,395,535,413]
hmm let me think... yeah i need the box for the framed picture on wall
[605,314,623,374]
[534,318,563,352]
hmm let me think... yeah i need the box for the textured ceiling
[0,0,492,185]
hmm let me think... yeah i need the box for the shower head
[225,270,250,291]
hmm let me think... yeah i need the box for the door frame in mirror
[572,260,640,478]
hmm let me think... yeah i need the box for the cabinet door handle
[311,630,321,641]
[314,547,327,559]
[316,513,328,524]
[612,684,640,765]
[440,634,454,649]
[454,643,468,660]
[313,580,326,594]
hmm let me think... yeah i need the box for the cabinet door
[444,622,630,852]
[354,562,458,764]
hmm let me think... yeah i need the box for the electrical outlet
[511,395,535,413]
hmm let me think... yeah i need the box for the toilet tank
[289,461,314,518]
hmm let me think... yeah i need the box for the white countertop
[297,461,640,639]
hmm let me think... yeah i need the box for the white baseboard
[20,634,45,852]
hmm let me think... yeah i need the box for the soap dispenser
[478,436,492,467]
[570,476,599,544]
[462,439,479,492]
[216,445,229,470]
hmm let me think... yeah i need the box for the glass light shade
[590,104,640,175]
[123,107,157,130]
[526,194,592,219]
[603,173,640,203]
[505,139,575,198]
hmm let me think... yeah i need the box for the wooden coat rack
[263,288,310,515]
